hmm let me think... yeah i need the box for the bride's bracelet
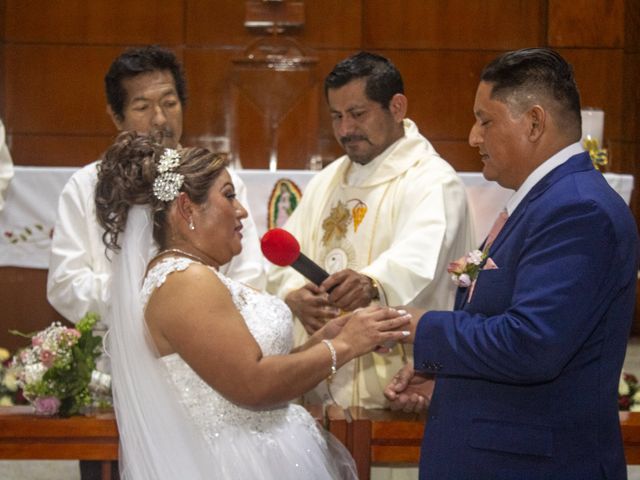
[321,339,337,380]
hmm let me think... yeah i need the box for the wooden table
[0,405,324,480]
[2,405,638,480]
[0,408,118,480]
[621,411,640,464]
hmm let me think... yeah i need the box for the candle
[580,108,604,148]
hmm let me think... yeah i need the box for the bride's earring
[189,218,195,231]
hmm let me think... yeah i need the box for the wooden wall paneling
[432,140,481,173]
[0,44,5,119]
[621,3,640,232]
[626,0,640,52]
[186,0,363,49]
[5,0,184,45]
[0,0,5,118]
[363,0,545,50]
[5,45,121,135]
[559,48,624,142]
[186,0,252,46]
[4,45,126,165]
[299,0,362,49]
[0,0,5,40]
[182,48,238,147]
[0,268,65,354]
[548,0,624,47]
[391,50,498,141]
[9,134,115,167]
[622,52,640,147]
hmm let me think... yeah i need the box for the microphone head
[260,228,301,266]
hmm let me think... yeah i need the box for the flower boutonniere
[447,249,488,287]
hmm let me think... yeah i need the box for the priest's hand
[285,283,340,334]
[322,269,379,312]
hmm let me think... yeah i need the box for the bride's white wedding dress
[139,256,356,479]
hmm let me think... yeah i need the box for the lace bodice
[141,257,319,444]
[142,256,293,356]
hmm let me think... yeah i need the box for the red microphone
[261,228,330,286]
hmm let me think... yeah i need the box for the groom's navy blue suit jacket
[414,152,639,479]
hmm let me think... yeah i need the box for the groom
[385,48,639,479]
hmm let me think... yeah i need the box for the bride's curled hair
[95,131,228,252]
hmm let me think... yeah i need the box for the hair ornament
[153,148,184,202]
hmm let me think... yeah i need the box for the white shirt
[47,161,265,323]
[506,142,584,215]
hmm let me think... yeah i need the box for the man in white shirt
[0,118,14,212]
[47,46,265,325]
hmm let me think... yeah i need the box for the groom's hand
[384,362,434,413]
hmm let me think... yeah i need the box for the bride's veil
[108,205,215,479]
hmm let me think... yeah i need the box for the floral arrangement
[447,248,487,287]
[10,312,109,416]
[583,137,608,171]
[619,371,640,411]
[0,347,25,406]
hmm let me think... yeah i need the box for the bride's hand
[332,305,411,358]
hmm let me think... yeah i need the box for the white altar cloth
[0,166,633,269]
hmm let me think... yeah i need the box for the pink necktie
[467,209,508,303]
[485,209,509,248]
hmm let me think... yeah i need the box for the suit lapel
[454,152,594,310]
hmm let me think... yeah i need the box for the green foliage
[11,312,106,417]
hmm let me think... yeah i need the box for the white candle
[581,108,605,148]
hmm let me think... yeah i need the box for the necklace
[152,248,209,266]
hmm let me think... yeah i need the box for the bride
[95,131,411,479]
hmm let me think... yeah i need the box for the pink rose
[66,328,81,339]
[447,256,467,275]
[34,396,61,416]
[39,349,56,368]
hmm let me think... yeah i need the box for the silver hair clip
[153,148,184,202]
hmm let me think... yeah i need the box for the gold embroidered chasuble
[266,119,475,408]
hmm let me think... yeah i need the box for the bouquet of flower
[10,312,108,416]
[619,371,640,411]
[0,347,24,406]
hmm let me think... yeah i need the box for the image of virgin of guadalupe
[267,179,302,229]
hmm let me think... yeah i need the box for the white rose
[466,250,484,265]
[630,403,640,413]
[0,347,9,362]
[620,376,630,396]
[0,395,13,407]
[458,273,472,288]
